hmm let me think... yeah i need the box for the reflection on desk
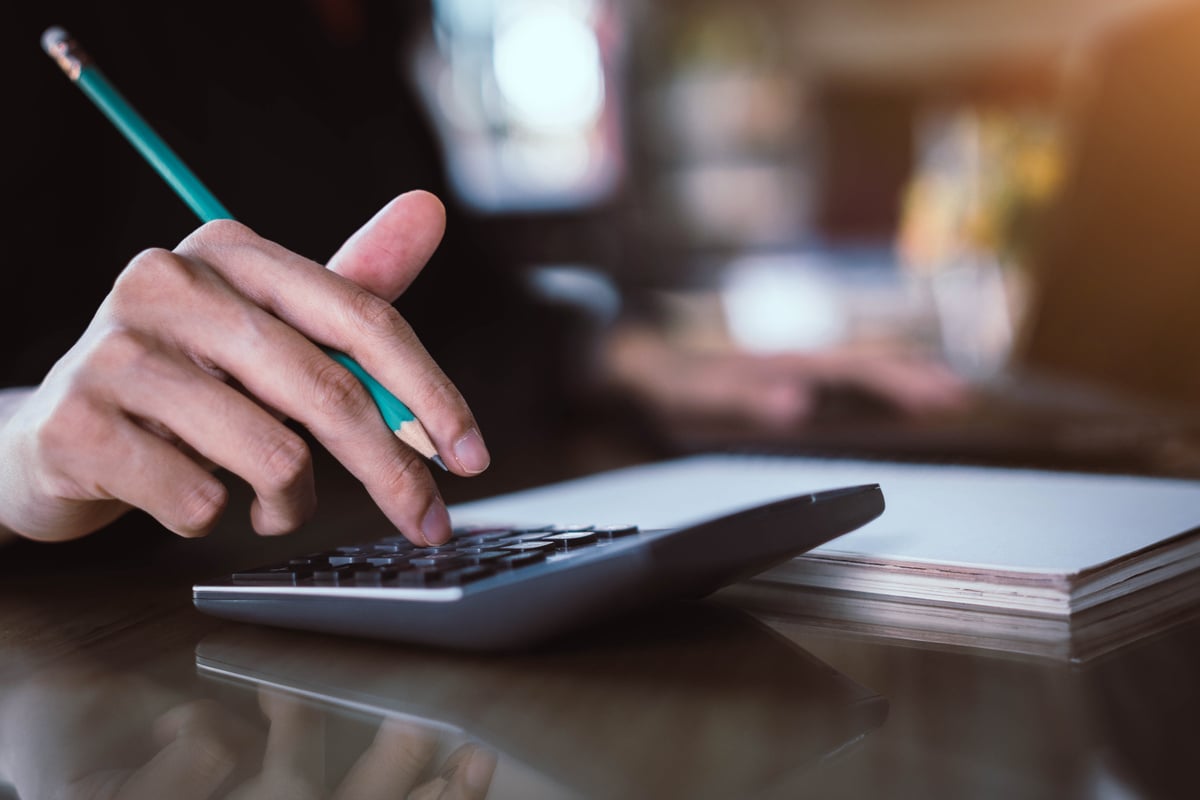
[0,602,885,800]
[193,604,886,799]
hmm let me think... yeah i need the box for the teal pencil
[41,26,446,471]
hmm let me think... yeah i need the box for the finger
[110,347,317,536]
[115,701,261,800]
[110,250,451,544]
[174,219,489,478]
[330,718,439,800]
[407,744,497,800]
[674,354,816,429]
[88,414,229,538]
[255,690,326,792]
[442,745,497,800]
[326,190,447,302]
[823,355,971,415]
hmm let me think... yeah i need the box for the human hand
[0,191,489,545]
[601,322,970,432]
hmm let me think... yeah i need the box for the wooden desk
[2,443,1198,799]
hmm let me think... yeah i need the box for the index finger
[175,219,490,477]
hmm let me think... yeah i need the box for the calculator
[193,483,883,650]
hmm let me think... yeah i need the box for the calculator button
[453,525,514,537]
[366,555,410,567]
[439,565,496,585]
[457,531,516,546]
[509,532,556,543]
[328,554,372,567]
[496,551,547,569]
[465,551,510,566]
[233,565,311,584]
[545,524,594,533]
[312,566,357,583]
[409,546,460,556]
[543,531,598,548]
[502,541,556,552]
[393,569,445,587]
[352,569,399,585]
[457,544,506,555]
[595,524,639,539]
[409,554,468,569]
[370,542,412,553]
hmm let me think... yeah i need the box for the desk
[1,445,1198,799]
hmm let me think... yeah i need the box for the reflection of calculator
[193,484,883,650]
[195,603,889,799]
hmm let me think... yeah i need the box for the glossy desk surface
[2,450,1199,799]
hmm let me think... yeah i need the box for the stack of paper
[449,454,1200,661]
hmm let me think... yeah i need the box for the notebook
[449,453,1200,656]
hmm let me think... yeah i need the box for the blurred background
[403,0,1200,470]
[9,0,1200,489]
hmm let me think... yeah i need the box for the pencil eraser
[40,26,69,56]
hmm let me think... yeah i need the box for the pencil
[40,26,447,472]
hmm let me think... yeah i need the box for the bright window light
[492,5,604,133]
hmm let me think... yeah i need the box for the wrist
[0,387,35,428]
[0,388,37,544]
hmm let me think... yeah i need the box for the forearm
[0,387,36,545]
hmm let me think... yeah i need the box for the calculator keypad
[231,524,641,587]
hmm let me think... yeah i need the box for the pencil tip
[431,454,449,472]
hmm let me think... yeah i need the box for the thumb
[326,190,447,302]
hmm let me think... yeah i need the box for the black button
[439,565,496,585]
[457,530,516,546]
[312,566,356,583]
[465,551,510,566]
[409,554,467,568]
[595,524,639,539]
[543,531,598,548]
[352,569,398,585]
[328,554,372,567]
[232,565,311,584]
[497,551,547,569]
[392,569,445,587]
[502,541,555,552]
[371,542,412,553]
[366,555,410,567]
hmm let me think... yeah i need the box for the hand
[0,191,489,545]
[601,322,970,432]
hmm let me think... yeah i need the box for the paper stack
[450,454,1200,662]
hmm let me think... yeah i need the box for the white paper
[450,454,1200,575]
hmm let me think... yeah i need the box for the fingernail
[422,498,452,545]
[453,428,490,474]
[465,748,498,790]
